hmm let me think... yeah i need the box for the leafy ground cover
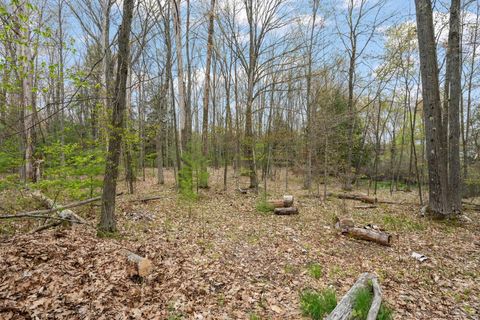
[1,169,479,319]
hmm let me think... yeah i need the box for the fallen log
[274,207,298,215]
[129,195,163,203]
[333,193,376,204]
[330,193,401,205]
[268,195,294,208]
[30,221,62,234]
[354,205,377,209]
[0,213,86,223]
[326,273,382,320]
[367,277,382,320]
[237,187,248,194]
[121,249,153,278]
[31,190,88,224]
[7,195,102,217]
[343,227,392,246]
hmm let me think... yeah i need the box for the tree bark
[201,0,216,159]
[304,0,319,191]
[99,0,135,232]
[342,227,392,246]
[446,0,462,213]
[462,5,479,179]
[172,0,189,152]
[415,0,450,216]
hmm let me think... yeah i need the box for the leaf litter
[1,169,479,319]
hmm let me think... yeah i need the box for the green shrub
[38,142,104,199]
[300,288,337,320]
[178,139,208,201]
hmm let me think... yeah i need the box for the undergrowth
[256,194,274,213]
[382,214,425,232]
[351,287,394,320]
[307,263,323,279]
[300,288,337,320]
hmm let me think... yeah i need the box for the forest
[0,0,479,319]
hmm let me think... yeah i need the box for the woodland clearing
[1,168,479,319]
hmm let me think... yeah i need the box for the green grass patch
[249,313,261,320]
[300,288,337,320]
[256,195,274,213]
[351,286,394,320]
[382,214,426,232]
[307,263,323,279]
[351,287,372,319]
[96,229,123,239]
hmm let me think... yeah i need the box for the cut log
[268,195,294,208]
[343,227,392,246]
[268,199,285,208]
[283,195,294,206]
[121,249,153,278]
[326,273,381,320]
[274,207,298,215]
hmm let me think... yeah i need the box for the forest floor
[1,168,479,320]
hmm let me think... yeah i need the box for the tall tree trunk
[446,0,462,213]
[101,0,112,145]
[462,4,479,179]
[57,0,65,167]
[201,0,216,186]
[344,34,357,191]
[125,67,135,194]
[304,0,319,190]
[415,0,450,216]
[18,4,34,182]
[156,83,166,185]
[172,0,188,152]
[138,72,146,181]
[99,0,134,232]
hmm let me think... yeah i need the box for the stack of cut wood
[335,217,391,246]
[268,195,298,215]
